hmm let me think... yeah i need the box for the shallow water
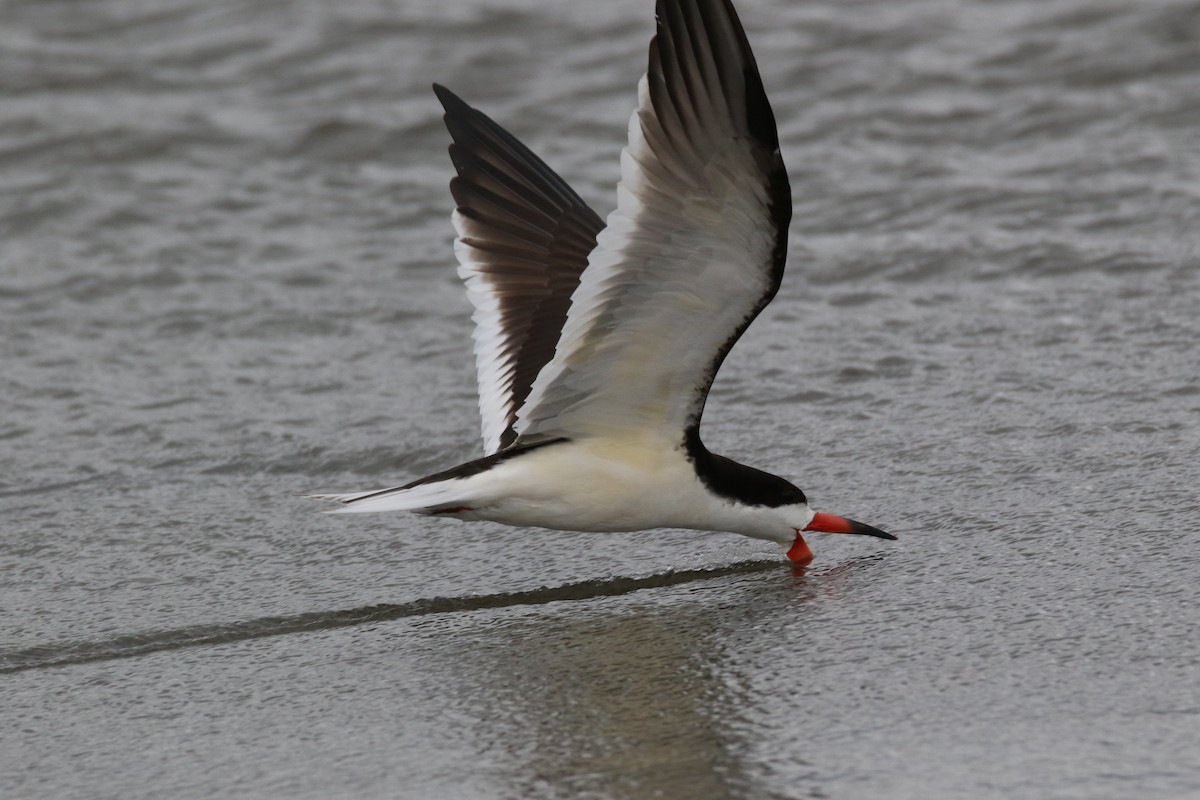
[3,0,1200,797]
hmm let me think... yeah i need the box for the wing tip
[649,0,781,153]
[431,81,452,102]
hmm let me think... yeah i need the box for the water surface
[3,0,1199,797]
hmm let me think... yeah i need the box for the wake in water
[0,559,784,674]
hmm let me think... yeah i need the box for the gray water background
[3,0,1200,797]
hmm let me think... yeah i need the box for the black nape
[683,425,806,508]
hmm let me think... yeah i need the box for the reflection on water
[431,563,870,800]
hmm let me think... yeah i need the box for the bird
[310,0,896,566]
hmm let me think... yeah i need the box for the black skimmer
[312,0,896,565]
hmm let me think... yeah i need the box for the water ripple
[0,559,782,674]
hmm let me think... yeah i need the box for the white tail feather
[307,481,464,514]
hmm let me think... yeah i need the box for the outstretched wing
[512,0,792,445]
[434,85,605,454]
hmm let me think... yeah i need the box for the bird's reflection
[427,560,870,799]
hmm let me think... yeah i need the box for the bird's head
[687,441,895,565]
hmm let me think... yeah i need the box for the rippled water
[3,0,1200,798]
